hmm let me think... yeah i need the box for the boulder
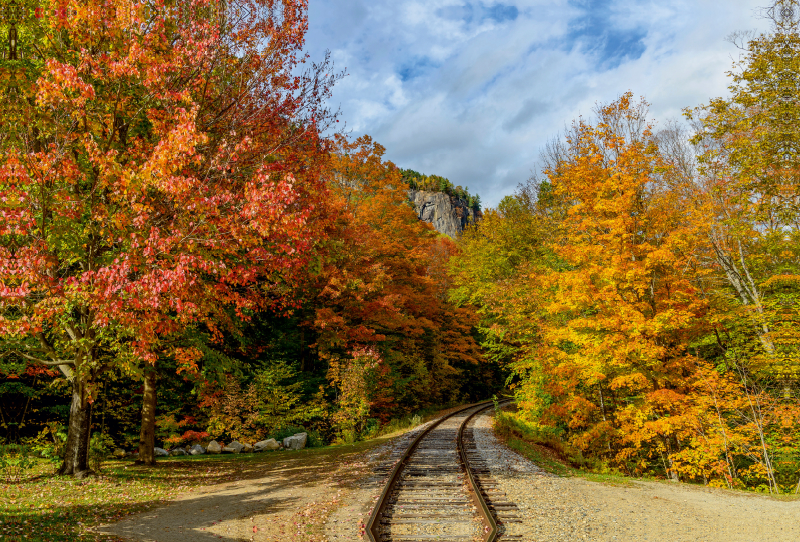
[189,444,205,455]
[170,448,187,456]
[283,432,308,451]
[113,448,126,458]
[206,440,222,454]
[154,447,169,457]
[242,442,253,453]
[254,438,280,452]
[226,440,245,453]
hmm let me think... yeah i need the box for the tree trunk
[137,367,157,466]
[58,377,93,478]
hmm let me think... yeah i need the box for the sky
[305,0,772,208]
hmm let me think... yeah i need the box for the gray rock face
[154,447,169,457]
[254,438,280,452]
[206,440,222,454]
[283,432,308,450]
[408,189,480,238]
[189,444,205,455]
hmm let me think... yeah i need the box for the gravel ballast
[469,409,800,542]
[113,406,800,542]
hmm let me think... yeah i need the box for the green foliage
[306,428,325,448]
[400,168,482,212]
[270,425,309,442]
[251,361,321,436]
[200,359,329,444]
[330,348,381,436]
[379,413,423,436]
[89,432,115,473]
[339,428,358,445]
[495,410,563,451]
[494,410,595,471]
[25,422,66,462]
[362,418,381,440]
[155,414,182,445]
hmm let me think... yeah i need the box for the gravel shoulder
[97,406,800,542]
[470,410,800,542]
[95,405,469,542]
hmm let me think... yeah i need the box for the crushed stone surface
[469,409,800,542]
[97,405,800,542]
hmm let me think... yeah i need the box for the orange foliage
[454,94,783,489]
[312,135,486,418]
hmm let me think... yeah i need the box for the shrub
[494,410,594,470]
[271,425,308,442]
[306,428,325,448]
[200,361,327,444]
[340,428,357,445]
[361,418,381,440]
[380,412,423,436]
[89,433,115,473]
[26,422,67,462]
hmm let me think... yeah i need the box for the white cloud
[306,0,771,207]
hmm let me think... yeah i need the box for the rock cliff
[408,189,481,238]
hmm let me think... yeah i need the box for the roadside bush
[89,433,115,473]
[306,428,325,447]
[271,425,308,443]
[340,428,357,445]
[26,422,67,462]
[380,413,423,436]
[361,418,381,440]
[201,362,328,444]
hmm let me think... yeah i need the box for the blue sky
[305,0,770,208]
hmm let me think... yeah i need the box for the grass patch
[1,438,391,542]
[494,408,637,487]
[505,437,574,477]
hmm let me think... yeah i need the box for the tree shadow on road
[88,439,389,541]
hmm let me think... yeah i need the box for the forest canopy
[450,6,800,493]
[0,0,497,475]
[1,0,799,498]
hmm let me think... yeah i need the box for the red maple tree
[0,0,339,475]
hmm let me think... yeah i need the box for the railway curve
[366,400,518,542]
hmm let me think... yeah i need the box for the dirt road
[98,412,800,542]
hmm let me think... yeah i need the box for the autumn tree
[0,0,337,475]
[452,94,774,487]
[312,135,489,427]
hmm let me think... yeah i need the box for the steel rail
[366,400,508,542]
[365,401,491,542]
[458,401,510,542]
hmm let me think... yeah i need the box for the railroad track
[367,400,521,542]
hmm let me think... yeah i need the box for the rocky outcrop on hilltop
[408,189,481,238]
